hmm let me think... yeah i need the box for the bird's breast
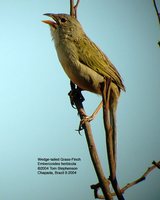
[54,39,104,94]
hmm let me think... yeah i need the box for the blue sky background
[0,0,160,200]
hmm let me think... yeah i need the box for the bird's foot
[77,114,94,134]
[80,115,94,125]
[68,86,84,108]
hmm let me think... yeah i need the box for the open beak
[42,13,58,28]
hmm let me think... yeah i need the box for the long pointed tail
[109,89,125,199]
[109,91,119,169]
[101,80,124,199]
[109,97,118,169]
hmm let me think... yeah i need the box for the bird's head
[42,13,84,41]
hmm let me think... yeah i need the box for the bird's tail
[109,89,125,199]
[109,102,117,168]
[109,89,119,172]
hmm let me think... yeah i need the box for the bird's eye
[61,18,67,23]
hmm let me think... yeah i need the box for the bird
[42,13,125,164]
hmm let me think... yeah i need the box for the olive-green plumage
[43,13,125,163]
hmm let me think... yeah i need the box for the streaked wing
[76,36,125,91]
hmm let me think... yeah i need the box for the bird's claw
[68,91,76,109]
[81,116,94,124]
[68,87,85,109]
[76,115,94,134]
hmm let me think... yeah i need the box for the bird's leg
[68,81,100,132]
[82,100,103,122]
[79,101,103,131]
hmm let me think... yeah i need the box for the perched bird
[42,13,125,162]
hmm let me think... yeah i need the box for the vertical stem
[70,0,80,18]
[70,0,74,16]
[69,88,113,200]
[83,116,113,200]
